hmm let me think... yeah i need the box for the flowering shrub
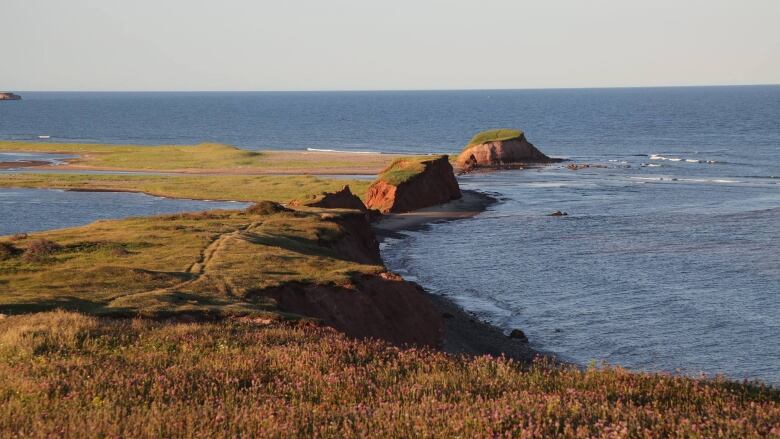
[0,311,778,438]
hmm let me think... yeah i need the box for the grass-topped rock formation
[456,129,557,170]
[365,155,461,213]
[0,203,442,347]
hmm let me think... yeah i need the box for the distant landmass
[0,92,22,100]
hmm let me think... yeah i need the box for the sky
[1,0,779,91]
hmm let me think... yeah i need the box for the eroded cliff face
[257,272,442,347]
[290,185,367,211]
[456,134,555,170]
[365,156,462,214]
[253,210,443,347]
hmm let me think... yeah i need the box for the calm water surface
[0,188,247,236]
[1,87,778,383]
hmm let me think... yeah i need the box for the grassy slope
[376,155,444,186]
[0,141,398,172]
[0,206,381,317]
[0,173,371,203]
[465,128,523,149]
[0,311,778,438]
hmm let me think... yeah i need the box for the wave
[630,176,741,184]
[649,154,718,164]
[306,148,381,154]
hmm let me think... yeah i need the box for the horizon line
[6,82,780,94]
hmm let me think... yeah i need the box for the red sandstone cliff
[456,133,555,170]
[289,185,368,211]
[258,272,442,347]
[253,210,443,347]
[365,155,462,214]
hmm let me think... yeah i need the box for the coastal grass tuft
[0,311,778,438]
[376,155,444,186]
[0,173,372,203]
[465,128,524,149]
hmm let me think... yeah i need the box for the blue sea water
[1,86,779,383]
[0,188,247,236]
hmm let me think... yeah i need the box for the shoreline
[373,190,549,364]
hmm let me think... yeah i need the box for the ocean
[1,86,779,383]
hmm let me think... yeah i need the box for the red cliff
[252,210,443,347]
[365,155,462,214]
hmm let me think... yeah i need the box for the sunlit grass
[0,173,372,203]
[376,155,445,186]
[0,141,402,173]
[465,128,523,149]
[0,206,381,318]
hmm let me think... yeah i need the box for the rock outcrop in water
[456,129,557,171]
[289,185,367,211]
[365,155,461,213]
[0,92,22,101]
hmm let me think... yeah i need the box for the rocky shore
[373,190,546,363]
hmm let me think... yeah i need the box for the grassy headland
[0,311,778,438]
[0,141,402,174]
[0,173,372,203]
[0,205,381,317]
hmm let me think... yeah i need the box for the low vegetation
[0,141,400,173]
[0,173,372,203]
[466,128,523,149]
[376,155,444,186]
[0,205,381,318]
[0,311,777,438]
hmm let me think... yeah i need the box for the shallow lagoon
[0,188,248,236]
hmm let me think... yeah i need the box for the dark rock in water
[549,211,568,216]
[0,92,22,101]
[509,329,528,341]
[566,163,607,171]
[441,312,455,319]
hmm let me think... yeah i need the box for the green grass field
[465,128,524,149]
[0,141,399,173]
[0,173,372,203]
[0,205,381,318]
[0,311,778,438]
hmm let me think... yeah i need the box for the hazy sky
[2,0,779,91]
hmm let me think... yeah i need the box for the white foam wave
[649,154,718,164]
[306,148,380,154]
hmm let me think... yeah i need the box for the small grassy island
[1,141,778,437]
